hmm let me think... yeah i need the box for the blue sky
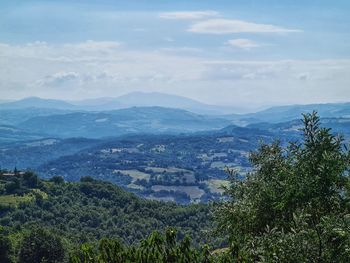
[0,0,349,110]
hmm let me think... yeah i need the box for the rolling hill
[234,102,350,124]
[18,107,231,138]
[1,92,239,115]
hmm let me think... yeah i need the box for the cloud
[201,60,350,82]
[159,47,203,54]
[66,40,121,52]
[0,42,349,109]
[163,37,175,42]
[297,73,309,80]
[159,11,219,20]
[188,19,302,34]
[36,72,80,87]
[227,39,260,50]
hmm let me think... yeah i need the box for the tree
[4,178,20,194]
[50,176,65,184]
[69,228,217,263]
[217,112,350,262]
[23,172,38,188]
[19,227,65,263]
[0,233,12,263]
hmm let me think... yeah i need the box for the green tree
[5,178,20,194]
[217,112,350,262]
[23,172,39,188]
[0,233,12,263]
[69,228,216,263]
[49,176,65,184]
[19,227,65,263]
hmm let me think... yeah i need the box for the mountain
[4,114,349,204]
[0,97,78,110]
[72,92,240,114]
[4,96,350,123]
[0,99,12,104]
[236,102,350,124]
[18,107,231,138]
[2,93,240,115]
[0,108,72,126]
[0,137,101,169]
[247,117,350,139]
[0,125,45,143]
[99,92,238,115]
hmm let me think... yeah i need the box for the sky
[0,0,349,110]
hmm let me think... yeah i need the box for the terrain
[1,113,349,262]
[1,93,350,203]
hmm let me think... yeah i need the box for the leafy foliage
[0,172,215,259]
[69,228,222,263]
[217,112,350,262]
[18,227,65,263]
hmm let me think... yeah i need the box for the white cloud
[297,73,309,81]
[36,72,80,87]
[159,47,203,54]
[159,11,219,20]
[227,39,260,49]
[163,37,175,42]
[188,19,302,34]
[65,40,122,52]
[0,42,349,109]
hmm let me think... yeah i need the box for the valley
[1,94,350,204]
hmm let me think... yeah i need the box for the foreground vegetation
[1,112,350,262]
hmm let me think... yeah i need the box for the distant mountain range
[17,107,231,138]
[0,97,77,110]
[1,92,350,142]
[2,92,350,122]
[0,125,44,143]
[232,102,350,124]
[0,92,239,115]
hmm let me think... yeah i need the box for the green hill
[0,172,213,246]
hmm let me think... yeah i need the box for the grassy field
[0,194,34,206]
[206,179,229,194]
[145,167,192,174]
[0,189,48,207]
[151,185,205,199]
[127,183,145,190]
[114,169,151,182]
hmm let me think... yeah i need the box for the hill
[0,108,71,126]
[17,107,231,138]
[95,91,238,115]
[0,172,213,245]
[0,97,77,110]
[0,125,291,203]
[234,102,350,124]
[0,125,44,143]
[1,92,239,115]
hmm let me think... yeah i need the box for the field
[113,169,151,182]
[206,179,230,194]
[151,185,205,200]
[0,194,34,206]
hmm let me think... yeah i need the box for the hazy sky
[0,0,349,110]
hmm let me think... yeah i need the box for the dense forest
[1,112,350,262]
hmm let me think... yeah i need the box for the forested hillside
[0,172,213,244]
